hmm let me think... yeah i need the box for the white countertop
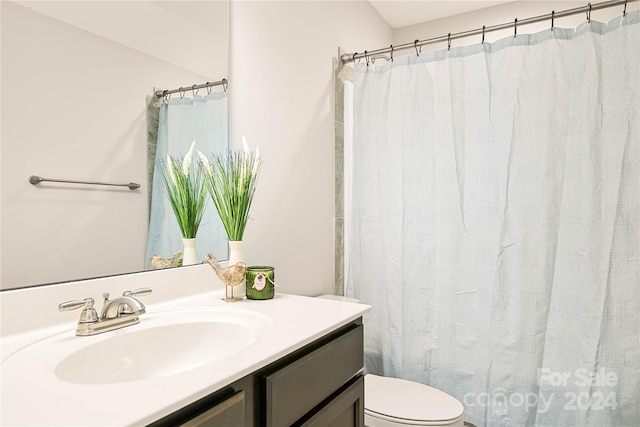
[0,265,370,426]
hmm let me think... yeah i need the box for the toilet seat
[365,374,464,426]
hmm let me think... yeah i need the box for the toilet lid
[365,374,464,423]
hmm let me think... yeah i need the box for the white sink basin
[3,307,272,385]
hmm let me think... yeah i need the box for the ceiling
[368,0,518,29]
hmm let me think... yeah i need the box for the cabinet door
[266,324,363,427]
[179,391,245,427]
[299,376,364,427]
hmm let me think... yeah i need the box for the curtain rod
[341,0,636,63]
[154,78,228,98]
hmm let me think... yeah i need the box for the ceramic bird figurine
[205,253,247,287]
[151,252,182,269]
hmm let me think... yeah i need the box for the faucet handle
[59,298,92,311]
[123,288,152,298]
[119,288,151,315]
[59,298,99,324]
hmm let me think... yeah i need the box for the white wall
[0,1,225,289]
[229,1,391,296]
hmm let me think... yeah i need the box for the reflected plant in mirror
[155,142,208,267]
[146,91,229,271]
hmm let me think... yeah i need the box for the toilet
[365,374,464,426]
[318,295,465,427]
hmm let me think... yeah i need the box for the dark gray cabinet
[149,318,364,427]
[266,325,363,426]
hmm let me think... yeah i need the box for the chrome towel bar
[29,175,140,190]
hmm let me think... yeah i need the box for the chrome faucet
[59,288,151,336]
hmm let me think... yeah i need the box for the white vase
[182,238,198,266]
[228,240,244,265]
[228,240,245,299]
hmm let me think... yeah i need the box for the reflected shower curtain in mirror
[146,92,228,268]
[346,12,639,427]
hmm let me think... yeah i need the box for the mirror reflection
[1,0,230,290]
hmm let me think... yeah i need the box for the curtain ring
[206,82,213,94]
[192,84,199,97]
[447,33,452,51]
[162,91,170,103]
[623,0,627,16]
[551,10,555,32]
[390,45,394,62]
[414,40,421,57]
[587,3,592,23]
[482,25,485,44]
[365,50,370,67]
[179,87,186,99]
[514,18,518,38]
[222,79,228,92]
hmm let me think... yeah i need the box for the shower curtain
[146,92,228,268]
[346,12,639,427]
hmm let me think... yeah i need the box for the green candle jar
[245,266,275,300]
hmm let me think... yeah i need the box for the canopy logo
[462,368,619,415]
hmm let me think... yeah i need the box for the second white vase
[182,238,198,266]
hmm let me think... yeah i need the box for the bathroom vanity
[0,265,370,426]
[152,318,364,426]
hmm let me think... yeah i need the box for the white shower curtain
[146,92,228,268]
[346,12,639,427]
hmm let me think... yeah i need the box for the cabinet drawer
[266,324,363,427]
[300,375,364,427]
[179,391,244,427]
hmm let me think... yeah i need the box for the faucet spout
[102,296,146,320]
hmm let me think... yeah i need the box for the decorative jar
[245,266,275,300]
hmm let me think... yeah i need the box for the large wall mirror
[1,0,229,290]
